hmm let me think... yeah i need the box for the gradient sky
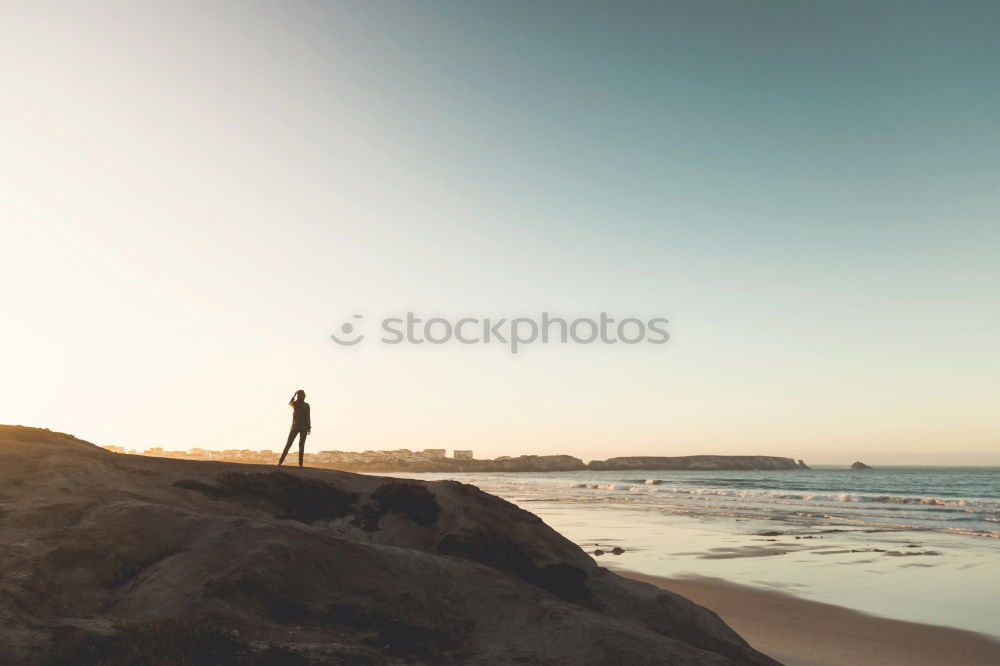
[2,1,998,464]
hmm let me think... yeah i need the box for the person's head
[295,389,306,402]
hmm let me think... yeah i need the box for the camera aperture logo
[330,313,669,353]
[329,314,365,346]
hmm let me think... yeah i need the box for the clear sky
[2,1,998,464]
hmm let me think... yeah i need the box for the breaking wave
[424,467,1000,539]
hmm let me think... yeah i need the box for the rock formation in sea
[850,461,873,470]
[0,425,779,665]
[333,454,810,473]
[587,455,805,471]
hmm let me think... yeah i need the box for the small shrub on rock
[371,482,440,526]
[175,472,359,523]
[101,539,176,588]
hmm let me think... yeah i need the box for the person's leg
[297,431,307,467]
[279,429,296,465]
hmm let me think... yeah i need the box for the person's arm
[305,403,312,434]
[289,393,297,407]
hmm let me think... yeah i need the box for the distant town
[98,445,808,473]
[101,445,477,466]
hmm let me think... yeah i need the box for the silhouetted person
[279,390,310,466]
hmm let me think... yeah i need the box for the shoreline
[615,569,1000,666]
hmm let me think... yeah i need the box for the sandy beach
[618,570,1000,666]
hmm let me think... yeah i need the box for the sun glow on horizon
[1,2,998,465]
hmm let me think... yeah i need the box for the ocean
[390,466,1000,636]
[408,466,1000,539]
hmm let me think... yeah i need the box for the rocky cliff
[588,455,808,471]
[0,426,779,665]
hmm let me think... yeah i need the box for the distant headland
[104,444,810,472]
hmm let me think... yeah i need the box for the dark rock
[0,424,781,666]
[436,526,590,602]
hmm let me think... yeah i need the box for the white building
[453,450,474,460]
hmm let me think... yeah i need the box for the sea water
[389,466,1000,636]
[395,466,999,538]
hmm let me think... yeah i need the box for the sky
[1,1,998,464]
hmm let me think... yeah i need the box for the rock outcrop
[588,455,805,471]
[0,425,779,665]
[850,461,873,470]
